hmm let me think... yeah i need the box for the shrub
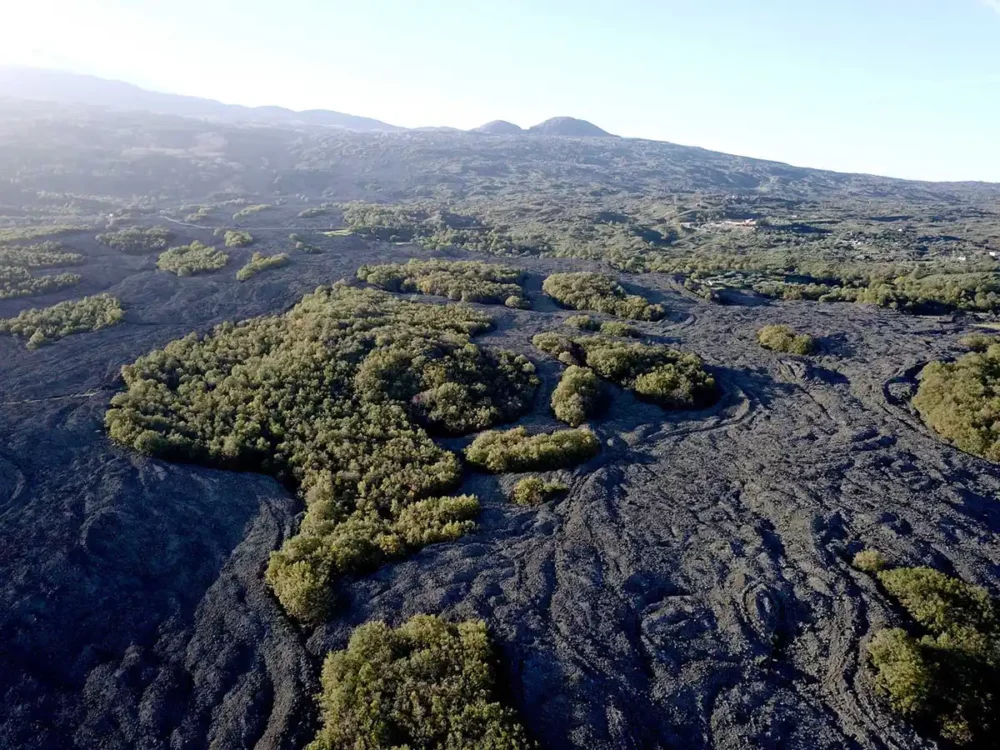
[564,314,599,331]
[551,366,602,426]
[298,205,331,218]
[542,271,664,320]
[232,203,272,219]
[308,615,534,750]
[533,333,718,409]
[599,321,639,338]
[358,259,528,307]
[867,566,1000,745]
[105,285,538,622]
[0,242,83,268]
[236,251,290,281]
[96,226,172,254]
[465,426,600,473]
[0,266,81,300]
[157,242,229,276]
[756,324,816,355]
[913,346,1000,461]
[958,332,999,352]
[511,476,568,506]
[224,230,254,247]
[0,293,123,348]
[852,549,887,573]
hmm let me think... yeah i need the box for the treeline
[357,259,528,307]
[542,272,664,320]
[105,285,539,622]
[0,293,123,348]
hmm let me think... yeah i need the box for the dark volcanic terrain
[0,86,999,749]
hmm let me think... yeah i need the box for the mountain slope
[473,120,525,135]
[528,116,614,137]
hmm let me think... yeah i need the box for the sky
[1,0,998,182]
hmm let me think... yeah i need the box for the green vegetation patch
[511,476,569,506]
[232,203,272,219]
[309,614,534,750]
[298,205,332,218]
[236,251,290,281]
[534,333,718,409]
[542,272,664,320]
[0,266,81,300]
[913,345,1000,461]
[866,566,1000,746]
[96,226,172,254]
[105,285,538,622]
[358,259,528,307]
[757,324,816,355]
[224,230,254,247]
[0,293,123,349]
[958,332,999,352]
[157,241,229,276]
[0,225,89,244]
[551,365,602,426]
[0,242,83,268]
[465,426,599,473]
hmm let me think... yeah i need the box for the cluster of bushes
[0,225,88,244]
[157,242,229,276]
[105,285,538,622]
[232,203,272,219]
[183,205,212,223]
[542,272,664,320]
[511,476,568,506]
[0,266,81,300]
[223,230,254,247]
[913,346,1000,461]
[756,325,816,355]
[309,615,534,749]
[96,226,172,254]
[0,293,123,348]
[357,259,529,307]
[289,233,322,253]
[563,315,637,337]
[534,333,718,409]
[236,252,290,281]
[853,555,999,746]
[465,426,599,473]
[551,365,602,426]
[298,205,332,218]
[958,332,999,351]
[0,242,83,268]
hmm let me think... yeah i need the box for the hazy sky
[2,0,998,182]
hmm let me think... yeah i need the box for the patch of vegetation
[357,259,528,307]
[309,614,534,750]
[551,365,602,426]
[0,242,83,268]
[913,346,1000,461]
[465,426,600,473]
[183,205,212,223]
[511,476,568,506]
[289,233,322,253]
[866,566,1000,746]
[96,226,172,254]
[533,333,718,409]
[542,272,664,320]
[0,293,123,348]
[757,324,816,355]
[852,549,887,573]
[232,203,272,219]
[599,320,639,338]
[564,314,599,331]
[105,285,538,622]
[223,230,254,247]
[0,266,81,300]
[0,225,89,243]
[958,332,999,352]
[298,205,332,218]
[157,241,229,276]
[236,251,290,281]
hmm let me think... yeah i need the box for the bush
[105,285,538,622]
[232,203,272,219]
[913,346,1000,461]
[308,614,533,750]
[236,251,290,281]
[542,271,664,320]
[96,226,172,254]
[852,549,887,573]
[551,366,601,426]
[511,476,568,506]
[533,333,718,409]
[599,320,639,338]
[0,266,81,300]
[958,332,999,352]
[0,242,83,268]
[564,314,599,331]
[224,230,254,247]
[0,293,123,348]
[465,426,599,473]
[358,259,528,307]
[867,566,1000,745]
[298,205,332,218]
[757,324,816,355]
[157,242,229,276]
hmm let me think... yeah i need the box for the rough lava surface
[2,215,999,750]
